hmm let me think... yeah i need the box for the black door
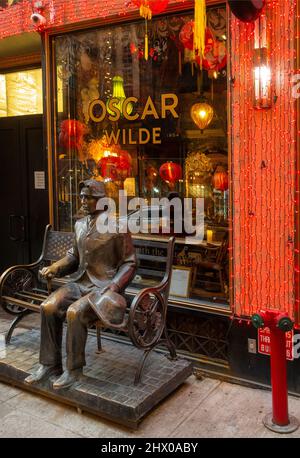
[0,115,49,272]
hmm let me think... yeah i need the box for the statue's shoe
[24,364,62,385]
[52,369,83,390]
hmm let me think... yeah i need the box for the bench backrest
[42,226,75,262]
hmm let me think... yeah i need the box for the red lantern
[117,150,132,180]
[59,119,86,150]
[118,150,132,170]
[159,162,182,184]
[97,156,119,181]
[179,21,194,51]
[97,151,132,181]
[212,168,229,191]
[228,0,265,23]
[130,0,169,16]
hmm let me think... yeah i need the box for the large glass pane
[53,6,229,307]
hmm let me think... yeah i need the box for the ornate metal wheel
[128,290,165,349]
[1,268,37,315]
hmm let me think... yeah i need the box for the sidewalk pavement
[0,311,300,438]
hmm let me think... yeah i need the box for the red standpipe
[269,325,288,426]
[251,310,298,433]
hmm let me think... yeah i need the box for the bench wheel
[1,268,37,315]
[128,290,165,350]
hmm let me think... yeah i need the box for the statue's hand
[109,283,120,293]
[39,265,59,279]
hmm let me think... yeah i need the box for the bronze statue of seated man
[25,179,136,389]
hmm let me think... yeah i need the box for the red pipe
[270,326,289,426]
[252,310,294,428]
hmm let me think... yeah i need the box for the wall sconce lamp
[253,14,274,110]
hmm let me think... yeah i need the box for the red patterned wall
[230,0,297,319]
[0,0,187,39]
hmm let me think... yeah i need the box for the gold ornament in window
[185,151,213,198]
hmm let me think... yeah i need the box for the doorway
[0,115,49,272]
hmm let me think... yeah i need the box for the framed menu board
[169,266,193,298]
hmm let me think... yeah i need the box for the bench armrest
[0,261,43,296]
[0,259,42,279]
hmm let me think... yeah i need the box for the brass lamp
[190,101,214,132]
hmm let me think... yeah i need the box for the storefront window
[53,6,229,307]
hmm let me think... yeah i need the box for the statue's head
[79,179,106,215]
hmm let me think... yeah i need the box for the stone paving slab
[0,328,193,428]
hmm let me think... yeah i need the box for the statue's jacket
[54,213,137,291]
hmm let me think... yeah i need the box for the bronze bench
[0,224,176,384]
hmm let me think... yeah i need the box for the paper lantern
[159,162,182,184]
[191,102,214,132]
[228,0,265,23]
[98,156,119,181]
[97,150,132,181]
[212,168,229,191]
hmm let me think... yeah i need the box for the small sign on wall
[34,171,45,189]
[258,328,294,361]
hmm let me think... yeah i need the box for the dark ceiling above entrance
[0,32,41,59]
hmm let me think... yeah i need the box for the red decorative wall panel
[230,0,297,318]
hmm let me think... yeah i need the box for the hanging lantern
[97,156,119,181]
[228,0,265,23]
[191,102,214,132]
[59,119,86,150]
[97,150,132,181]
[107,76,133,118]
[212,167,229,192]
[159,162,182,187]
